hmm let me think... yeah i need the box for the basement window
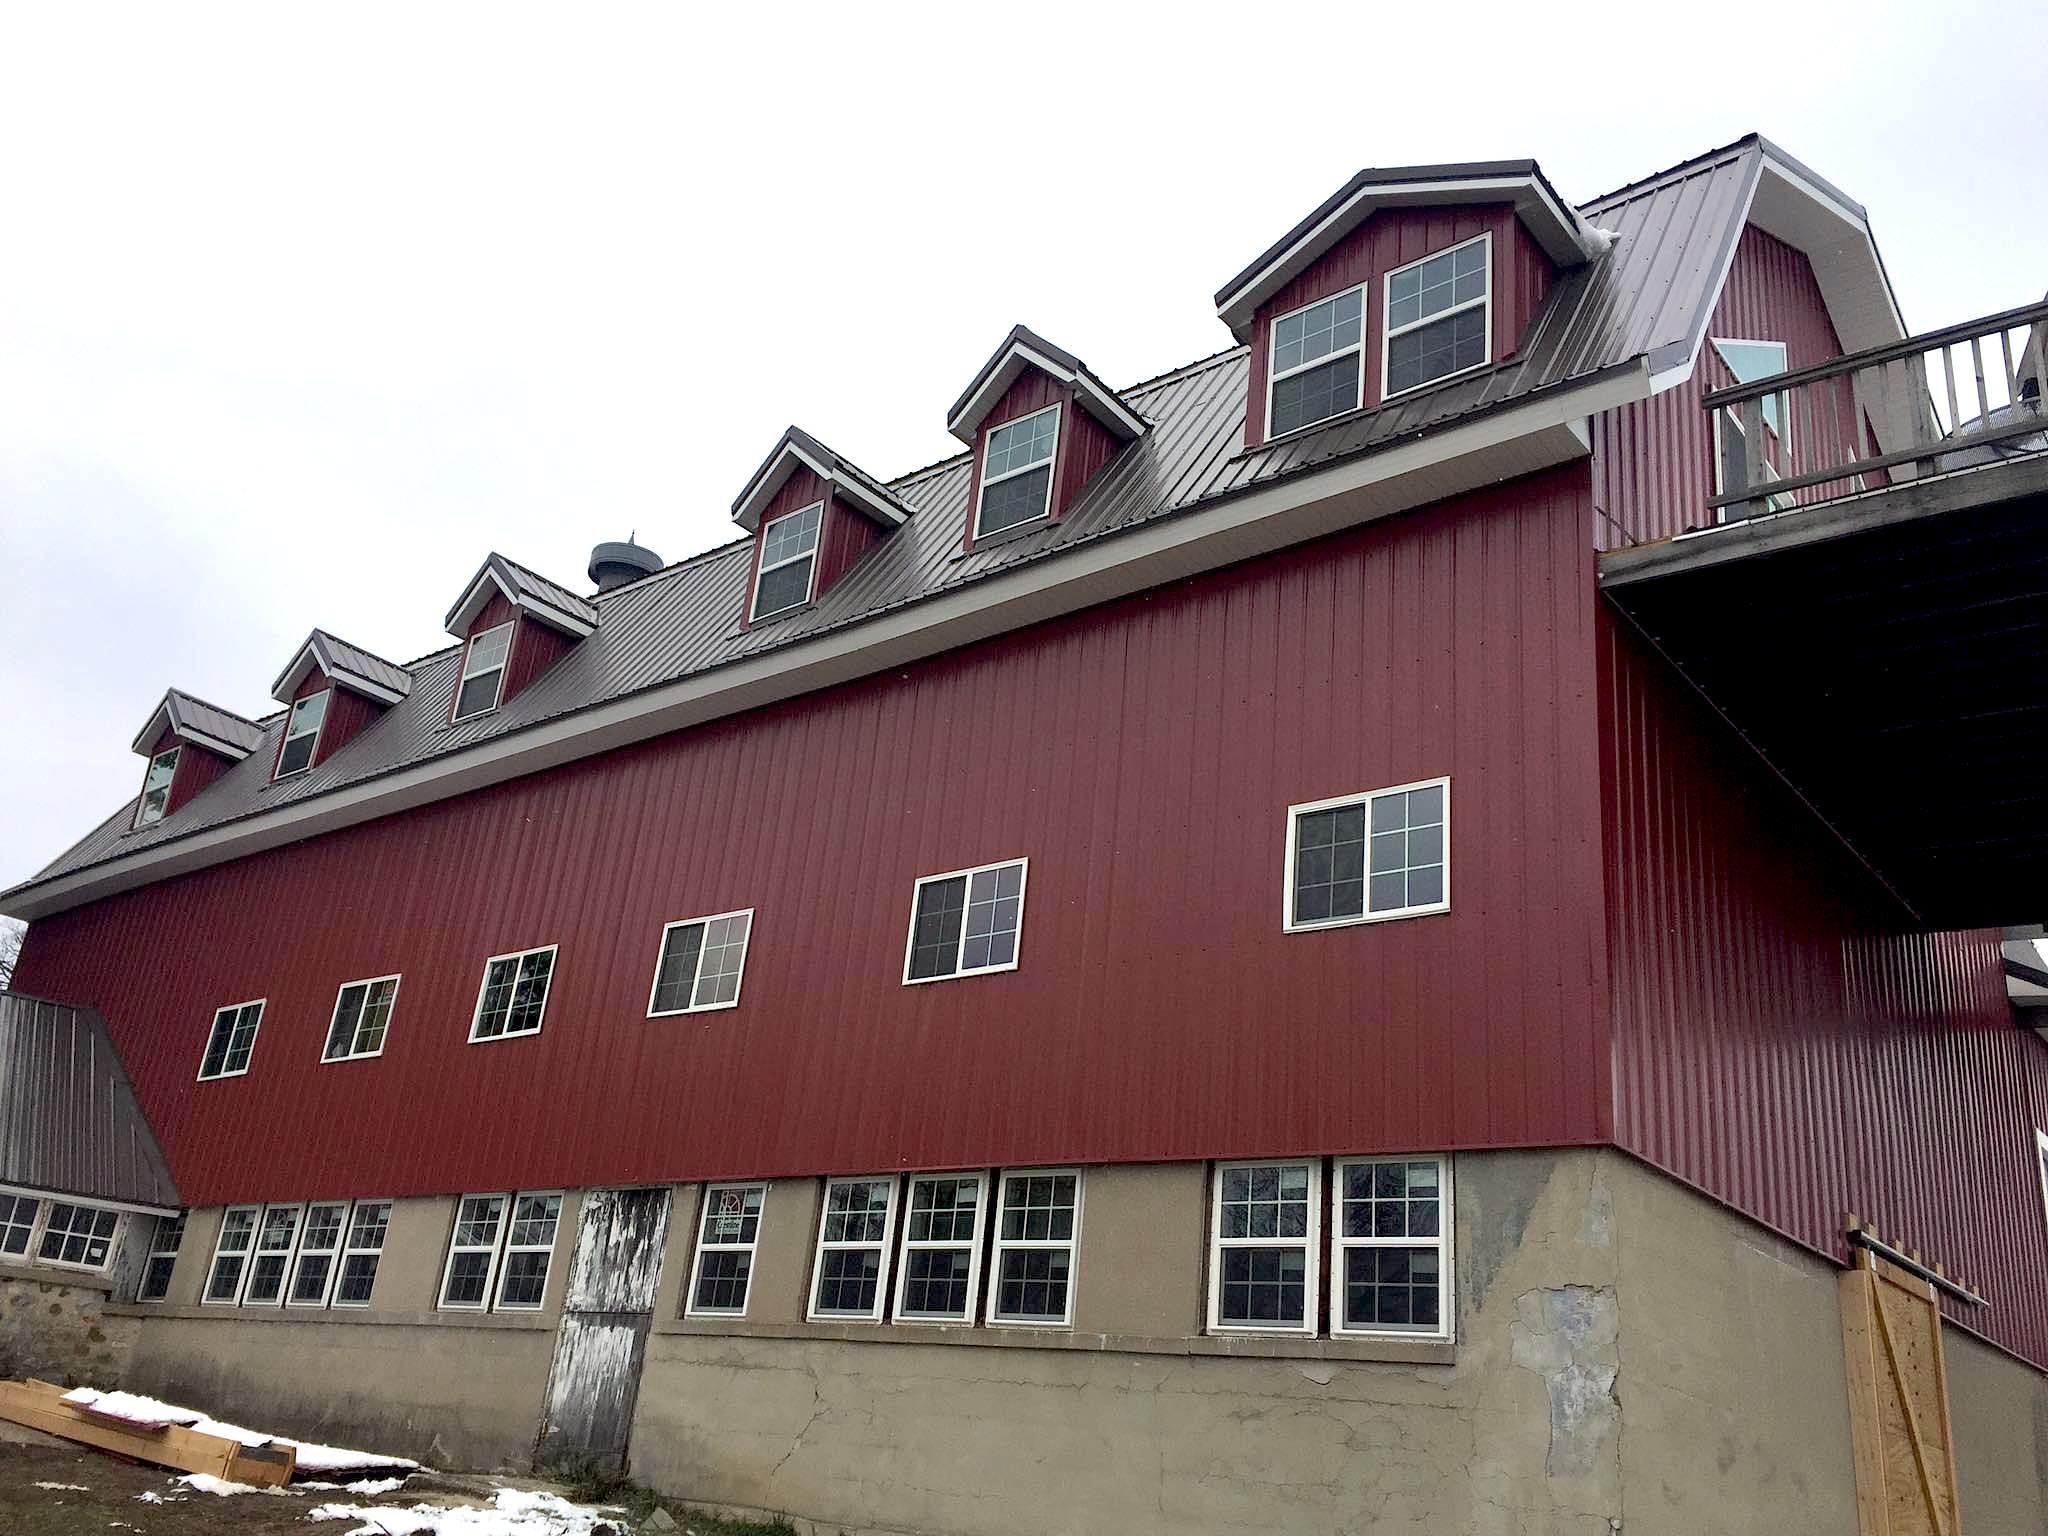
[198,999,266,1081]
[808,1176,898,1322]
[1383,235,1490,398]
[495,1192,562,1310]
[1268,286,1365,437]
[275,688,330,779]
[468,946,557,1043]
[439,1194,508,1309]
[35,1202,120,1272]
[894,1173,987,1324]
[751,502,823,621]
[1333,1157,1452,1338]
[646,910,754,1016]
[334,1201,391,1306]
[137,1214,184,1302]
[324,975,400,1062]
[134,746,180,828]
[687,1182,766,1318]
[204,1206,260,1304]
[438,1191,561,1312]
[288,1202,351,1307]
[975,405,1060,538]
[1208,1161,1319,1334]
[1285,778,1449,931]
[452,621,514,722]
[0,1195,37,1256]
[986,1170,1082,1327]
[903,858,1027,984]
[242,1204,304,1305]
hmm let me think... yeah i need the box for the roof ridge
[1578,133,1759,212]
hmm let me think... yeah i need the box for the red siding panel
[313,686,382,772]
[503,616,573,704]
[153,726,234,819]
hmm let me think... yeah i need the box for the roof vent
[588,536,664,593]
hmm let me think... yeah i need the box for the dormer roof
[731,427,911,533]
[269,629,414,706]
[1213,159,1610,341]
[443,553,599,640]
[946,326,1148,446]
[130,688,265,760]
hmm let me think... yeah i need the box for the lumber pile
[0,1378,296,1486]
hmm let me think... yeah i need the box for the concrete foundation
[0,1264,137,1387]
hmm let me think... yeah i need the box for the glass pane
[1269,351,1360,437]
[651,923,705,1013]
[1219,1246,1306,1326]
[977,464,1052,536]
[1293,804,1369,922]
[995,1247,1070,1321]
[815,1248,882,1315]
[753,554,814,618]
[984,408,1058,478]
[908,876,968,979]
[693,1250,753,1312]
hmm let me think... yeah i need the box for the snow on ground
[308,1487,624,1535]
[32,1482,92,1490]
[178,1471,292,1496]
[61,1386,419,1477]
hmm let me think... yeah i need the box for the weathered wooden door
[1838,1248,1964,1536]
[536,1187,669,1472]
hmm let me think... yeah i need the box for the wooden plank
[0,1380,295,1486]
[1839,1264,1894,1536]
[1870,1270,1948,1534]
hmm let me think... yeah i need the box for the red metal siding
[1600,605,2048,1370]
[153,725,234,818]
[1054,401,1119,516]
[312,685,382,772]
[16,464,1611,1207]
[504,615,573,704]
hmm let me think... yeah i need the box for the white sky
[2,1,2044,891]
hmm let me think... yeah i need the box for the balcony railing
[1703,299,2048,521]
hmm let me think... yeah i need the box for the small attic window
[975,405,1060,538]
[1268,288,1364,437]
[751,502,823,621]
[275,689,329,779]
[1383,235,1490,398]
[135,747,180,828]
[453,622,514,722]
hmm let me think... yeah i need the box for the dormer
[266,630,414,780]
[730,427,909,626]
[442,554,598,724]
[127,689,264,829]
[1213,161,1610,450]
[946,326,1146,551]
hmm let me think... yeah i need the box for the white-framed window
[1284,777,1449,931]
[1332,1157,1452,1338]
[1267,285,1365,437]
[974,405,1060,538]
[808,1176,897,1322]
[646,910,754,1016]
[137,1214,184,1302]
[198,999,266,1081]
[323,975,400,1062]
[1382,234,1491,399]
[469,946,557,1043]
[438,1194,509,1309]
[894,1173,987,1324]
[986,1169,1082,1328]
[134,746,180,828]
[334,1201,392,1307]
[751,502,824,621]
[437,1191,561,1312]
[241,1204,304,1305]
[495,1192,563,1310]
[1710,337,1796,516]
[287,1201,351,1307]
[0,1194,39,1258]
[34,1202,121,1272]
[452,621,514,722]
[1208,1160,1319,1335]
[203,1205,261,1304]
[686,1182,766,1318]
[2035,1128,2048,1243]
[903,857,1027,984]
[275,688,330,779]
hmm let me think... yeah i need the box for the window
[975,406,1060,538]
[903,858,1027,984]
[496,1192,562,1310]
[0,1194,38,1257]
[808,1176,897,1321]
[1333,1157,1451,1337]
[1268,287,1364,437]
[469,946,557,1043]
[453,621,514,722]
[198,999,266,1080]
[35,1202,120,1271]
[1711,338,1795,517]
[288,1202,350,1306]
[134,747,180,828]
[204,1206,260,1304]
[986,1170,1081,1327]
[1383,236,1490,398]
[334,1201,391,1307]
[275,689,330,778]
[438,1191,560,1312]
[1208,1161,1319,1334]
[750,502,823,621]
[2036,1129,2048,1241]
[138,1215,184,1302]
[323,975,400,1062]
[1285,778,1449,931]
[895,1173,986,1323]
[646,911,754,1016]
[242,1204,303,1305]
[686,1182,766,1318]
[439,1194,508,1309]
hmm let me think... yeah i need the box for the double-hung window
[439,1195,508,1309]
[453,621,514,722]
[1710,337,1795,515]
[324,975,400,1061]
[1285,778,1448,930]
[334,1201,392,1306]
[986,1170,1081,1327]
[1383,235,1490,397]
[1209,1161,1319,1334]
[1268,287,1364,437]
[438,1191,562,1311]
[894,1173,986,1323]
[646,911,753,1016]
[137,1214,184,1301]
[975,406,1060,538]
[496,1193,563,1310]
[1333,1157,1451,1337]
[903,858,1027,984]
[134,747,180,828]
[198,999,266,1080]
[242,1204,303,1305]
[288,1202,351,1306]
[275,689,329,778]
[36,1202,121,1271]
[808,1176,897,1321]
[469,946,557,1042]
[204,1206,261,1303]
[751,502,823,621]
[0,1194,39,1257]
[686,1182,766,1318]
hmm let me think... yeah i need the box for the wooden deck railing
[1703,298,2048,520]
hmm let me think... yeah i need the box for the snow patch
[34,1482,92,1491]
[309,1486,622,1535]
[62,1386,419,1477]
[177,1472,291,1497]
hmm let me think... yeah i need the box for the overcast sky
[1,2,2043,892]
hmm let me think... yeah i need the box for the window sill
[952,518,1054,561]
[103,1302,554,1330]
[0,1258,117,1292]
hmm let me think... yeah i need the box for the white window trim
[438,1193,510,1312]
[201,1205,263,1306]
[1207,1158,1321,1337]
[1380,233,1492,402]
[274,688,331,780]
[240,1202,305,1308]
[685,1181,769,1320]
[1709,337,1797,515]
[133,745,180,829]
[137,1213,184,1302]
[750,501,824,622]
[1264,284,1367,441]
[1282,776,1451,933]
[452,621,515,723]
[984,1167,1084,1329]
[1330,1154,1455,1341]
[196,997,266,1082]
[807,1175,899,1323]
[494,1191,564,1312]
[28,1200,124,1275]
[645,909,754,1017]
[286,1201,352,1309]
[900,857,1029,987]
[467,945,559,1044]
[323,974,402,1062]
[891,1171,989,1326]
[2035,1128,2048,1241]
[333,1199,393,1309]
[973,405,1061,541]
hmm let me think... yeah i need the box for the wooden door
[1838,1249,1964,1536]
[535,1187,670,1472]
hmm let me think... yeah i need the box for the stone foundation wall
[0,1266,137,1388]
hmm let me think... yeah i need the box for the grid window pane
[200,1001,263,1079]
[760,503,822,566]
[650,923,704,1013]
[994,1248,1070,1323]
[753,504,822,619]
[496,1192,561,1311]
[1337,1157,1448,1335]
[207,1208,257,1302]
[498,1250,551,1309]
[1272,288,1364,375]
[692,913,751,1008]
[243,1206,301,1303]
[1291,803,1367,923]
[813,1177,894,1320]
[1386,307,1487,395]
[998,1175,1076,1242]
[815,1248,881,1315]
[1219,1247,1306,1326]
[693,1250,753,1313]
[990,1172,1078,1326]
[1270,351,1361,437]
[1366,786,1447,914]
[907,876,968,980]
[1218,1164,1311,1240]
[454,624,512,720]
[37,1203,119,1269]
[690,1183,765,1317]
[474,951,553,1040]
[899,1175,983,1321]
[138,748,179,825]
[906,1178,980,1243]
[335,1200,391,1307]
[910,862,1023,981]
[699,1184,764,1248]
[984,408,1058,479]
[277,690,328,776]
[0,1195,37,1255]
[977,464,1052,535]
[441,1194,506,1308]
[822,1180,891,1243]
[443,1250,493,1307]
[336,1254,380,1305]
[325,978,397,1060]
[1344,1246,1441,1330]
[901,1249,972,1317]
[138,1215,184,1302]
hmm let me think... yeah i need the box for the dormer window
[975,406,1061,538]
[1383,235,1490,398]
[453,622,513,722]
[751,502,823,621]
[1268,288,1364,437]
[274,689,329,779]
[135,747,180,828]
